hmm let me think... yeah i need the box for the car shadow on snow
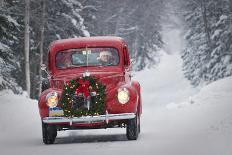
[54,133,128,144]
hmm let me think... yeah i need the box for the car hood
[51,71,124,92]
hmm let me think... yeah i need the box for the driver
[98,50,113,65]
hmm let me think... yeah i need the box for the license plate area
[49,107,64,117]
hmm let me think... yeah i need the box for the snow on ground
[135,52,197,107]
[164,76,232,155]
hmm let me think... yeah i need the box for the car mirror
[41,64,50,77]
[130,58,135,65]
[41,64,47,71]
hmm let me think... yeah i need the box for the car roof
[47,36,126,74]
[48,36,126,55]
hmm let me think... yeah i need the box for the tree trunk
[38,0,46,96]
[200,0,212,49]
[0,0,4,7]
[24,0,30,97]
[141,46,145,69]
[230,0,232,13]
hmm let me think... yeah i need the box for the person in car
[98,50,113,66]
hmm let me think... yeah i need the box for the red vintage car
[38,36,142,144]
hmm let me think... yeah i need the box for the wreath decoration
[60,76,106,117]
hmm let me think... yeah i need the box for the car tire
[126,113,140,140]
[138,114,141,134]
[42,122,57,144]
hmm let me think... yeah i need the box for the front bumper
[42,112,136,124]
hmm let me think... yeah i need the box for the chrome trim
[42,113,135,124]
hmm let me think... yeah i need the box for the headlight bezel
[46,92,59,108]
[117,87,130,104]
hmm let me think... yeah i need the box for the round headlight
[117,88,130,104]
[46,92,58,108]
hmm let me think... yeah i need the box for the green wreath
[60,76,106,117]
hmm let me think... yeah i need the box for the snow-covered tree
[28,0,94,98]
[207,0,232,82]
[0,0,22,93]
[181,0,232,86]
[89,0,164,71]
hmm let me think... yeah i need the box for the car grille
[71,93,97,110]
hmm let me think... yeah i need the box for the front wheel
[126,113,140,140]
[42,122,57,144]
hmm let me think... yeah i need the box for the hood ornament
[83,70,91,77]
[83,46,91,77]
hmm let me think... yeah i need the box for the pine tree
[0,0,22,93]
[90,0,164,71]
[181,0,232,86]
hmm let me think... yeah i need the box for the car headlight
[46,92,58,108]
[117,88,130,104]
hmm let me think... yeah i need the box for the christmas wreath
[60,76,106,117]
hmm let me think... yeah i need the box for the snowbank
[0,90,40,141]
[167,76,232,108]
[165,76,232,146]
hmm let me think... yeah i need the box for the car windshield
[56,47,119,69]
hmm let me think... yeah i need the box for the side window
[48,51,51,72]
[56,52,72,68]
[126,49,131,66]
[123,46,130,67]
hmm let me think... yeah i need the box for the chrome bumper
[42,112,136,124]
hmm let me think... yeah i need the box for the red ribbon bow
[75,79,90,97]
